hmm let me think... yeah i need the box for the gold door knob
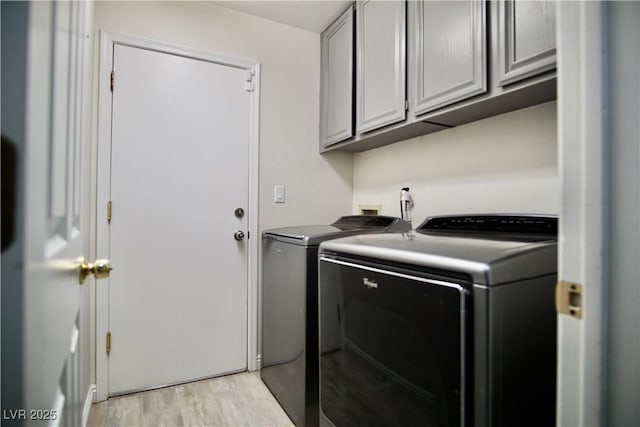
[78,257,112,285]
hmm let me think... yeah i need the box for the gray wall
[1,0,28,415]
[606,2,640,425]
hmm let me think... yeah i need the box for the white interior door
[107,44,251,395]
[9,1,93,424]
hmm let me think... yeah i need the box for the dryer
[261,215,411,427]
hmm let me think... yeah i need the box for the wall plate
[358,204,382,215]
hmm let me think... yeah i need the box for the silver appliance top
[263,215,411,246]
[319,215,558,286]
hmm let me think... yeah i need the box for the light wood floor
[87,371,295,427]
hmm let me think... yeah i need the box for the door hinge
[555,281,583,319]
[405,99,409,112]
[107,201,112,223]
[110,71,115,92]
[244,69,254,92]
[106,332,112,355]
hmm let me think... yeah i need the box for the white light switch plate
[274,185,285,203]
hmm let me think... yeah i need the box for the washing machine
[261,215,411,427]
[318,215,558,427]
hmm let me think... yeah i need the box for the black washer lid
[417,214,558,241]
[332,215,405,230]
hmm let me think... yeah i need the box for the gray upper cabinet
[318,0,557,153]
[413,0,487,116]
[356,0,406,134]
[498,0,556,86]
[320,5,354,148]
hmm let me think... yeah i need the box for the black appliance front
[318,215,558,427]
[319,256,472,427]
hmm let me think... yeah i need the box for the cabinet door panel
[356,0,406,134]
[498,0,556,86]
[320,6,354,148]
[414,0,487,116]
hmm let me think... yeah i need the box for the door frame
[94,30,260,401]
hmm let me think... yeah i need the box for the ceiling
[214,1,351,33]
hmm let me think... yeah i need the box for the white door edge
[94,30,260,401]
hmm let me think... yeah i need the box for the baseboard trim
[82,384,96,427]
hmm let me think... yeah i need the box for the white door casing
[556,1,606,425]
[557,2,640,425]
[95,32,260,400]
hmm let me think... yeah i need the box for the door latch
[555,281,583,319]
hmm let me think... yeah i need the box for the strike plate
[556,281,583,319]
